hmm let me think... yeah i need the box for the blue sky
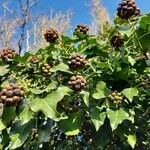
[0,0,150,26]
[36,0,150,26]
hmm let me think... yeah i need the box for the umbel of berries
[139,75,150,89]
[29,55,39,64]
[117,0,141,20]
[68,54,87,69]
[41,63,51,75]
[108,91,123,104]
[0,48,16,62]
[68,75,86,91]
[0,83,25,106]
[44,28,59,43]
[110,35,124,48]
[74,24,89,34]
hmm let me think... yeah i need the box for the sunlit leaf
[122,88,139,102]
[19,107,34,125]
[30,86,72,121]
[107,108,129,130]
[92,81,111,99]
[90,107,106,131]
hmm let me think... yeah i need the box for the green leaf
[122,88,139,102]
[140,13,150,31]
[128,56,136,66]
[15,52,31,63]
[73,31,88,40]
[107,108,129,130]
[90,107,106,131]
[0,119,6,131]
[119,26,133,37]
[2,106,16,126]
[80,91,89,107]
[60,113,82,136]
[51,62,72,74]
[30,81,58,94]
[38,120,52,142]
[92,81,111,99]
[93,117,112,147]
[9,120,35,149]
[61,35,79,43]
[30,86,72,121]
[127,134,137,149]
[0,65,9,76]
[19,107,34,125]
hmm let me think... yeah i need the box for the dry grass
[89,0,111,35]
[26,10,73,51]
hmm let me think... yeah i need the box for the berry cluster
[44,28,59,43]
[19,79,31,90]
[110,35,124,48]
[68,54,87,69]
[0,48,16,62]
[41,63,51,75]
[117,0,140,20]
[29,55,39,64]
[74,24,89,34]
[139,75,150,89]
[68,75,86,91]
[108,91,123,104]
[0,83,25,106]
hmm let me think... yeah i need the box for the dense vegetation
[0,0,150,149]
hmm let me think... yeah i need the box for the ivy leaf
[30,86,72,121]
[61,35,79,43]
[107,108,129,131]
[51,62,72,74]
[19,107,34,125]
[116,121,136,149]
[140,13,150,31]
[80,91,89,107]
[15,52,31,63]
[60,113,82,136]
[93,117,112,147]
[92,81,111,100]
[127,134,137,149]
[128,56,136,66]
[122,88,139,102]
[0,65,9,76]
[38,120,52,142]
[9,120,35,149]
[90,107,106,131]
[2,106,16,126]
[30,81,58,94]
[0,119,6,131]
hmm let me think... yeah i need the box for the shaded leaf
[2,106,16,126]
[93,117,112,148]
[9,120,35,149]
[60,113,82,136]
